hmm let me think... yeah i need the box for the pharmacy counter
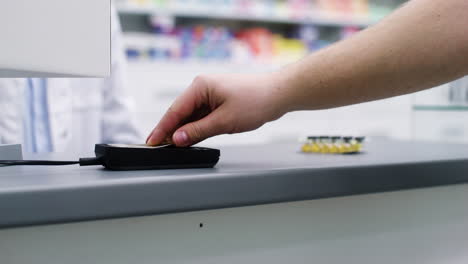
[1,139,468,263]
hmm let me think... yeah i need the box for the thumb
[172,109,229,146]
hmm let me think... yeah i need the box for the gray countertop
[1,139,468,229]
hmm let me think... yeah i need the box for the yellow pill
[349,142,362,153]
[311,144,320,153]
[320,145,330,154]
[341,137,354,154]
[330,136,341,154]
[337,144,347,154]
[354,137,365,153]
[344,145,353,153]
[319,136,330,154]
[329,144,339,154]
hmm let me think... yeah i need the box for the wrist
[261,70,293,121]
[269,65,303,114]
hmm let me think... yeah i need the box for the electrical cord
[0,157,102,167]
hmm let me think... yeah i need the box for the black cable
[79,157,102,166]
[0,160,79,166]
[0,157,101,167]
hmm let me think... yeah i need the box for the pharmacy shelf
[117,4,377,27]
[126,60,283,73]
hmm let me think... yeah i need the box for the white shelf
[126,60,282,72]
[117,4,377,27]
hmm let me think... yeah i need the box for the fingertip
[146,128,165,146]
[146,136,157,146]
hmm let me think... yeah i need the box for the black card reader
[94,144,221,170]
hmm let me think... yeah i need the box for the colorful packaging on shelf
[121,0,379,19]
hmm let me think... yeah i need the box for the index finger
[146,84,199,146]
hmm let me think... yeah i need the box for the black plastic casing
[94,144,220,171]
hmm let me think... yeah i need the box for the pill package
[301,136,365,154]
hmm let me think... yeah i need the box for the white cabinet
[412,79,468,143]
[0,0,110,77]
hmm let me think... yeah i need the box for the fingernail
[174,131,189,146]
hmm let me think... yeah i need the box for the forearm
[275,0,468,112]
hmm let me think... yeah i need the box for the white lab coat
[0,5,142,154]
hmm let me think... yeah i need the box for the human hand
[146,73,287,147]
